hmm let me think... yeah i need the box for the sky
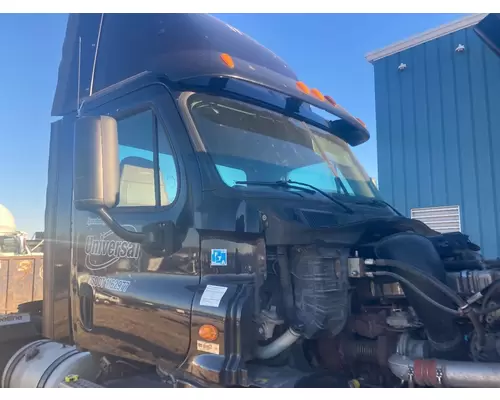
[0,12,468,235]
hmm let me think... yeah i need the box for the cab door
[71,82,200,368]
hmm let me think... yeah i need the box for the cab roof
[52,13,296,116]
[52,13,369,145]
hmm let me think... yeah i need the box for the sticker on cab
[200,285,228,308]
[210,249,227,266]
[197,340,220,355]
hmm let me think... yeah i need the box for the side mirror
[74,116,120,211]
[73,116,145,244]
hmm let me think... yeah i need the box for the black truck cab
[43,13,385,386]
[43,13,394,388]
[3,12,500,389]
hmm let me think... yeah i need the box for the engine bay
[251,214,500,388]
[86,213,500,388]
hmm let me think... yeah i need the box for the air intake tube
[373,233,466,358]
[389,354,500,388]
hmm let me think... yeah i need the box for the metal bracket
[257,307,284,340]
[436,367,444,387]
[407,366,415,388]
[348,256,366,278]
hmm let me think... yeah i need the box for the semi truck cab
[43,13,392,386]
[3,13,500,389]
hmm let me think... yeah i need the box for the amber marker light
[311,88,325,101]
[325,95,337,107]
[220,53,235,69]
[199,324,219,342]
[296,81,311,94]
[356,118,367,128]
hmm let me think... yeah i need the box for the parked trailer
[0,255,43,315]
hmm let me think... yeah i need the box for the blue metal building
[366,14,500,258]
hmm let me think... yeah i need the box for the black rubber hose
[480,280,500,315]
[370,258,485,348]
[372,234,466,357]
[369,259,466,307]
[371,271,461,316]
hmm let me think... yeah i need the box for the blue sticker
[211,249,228,266]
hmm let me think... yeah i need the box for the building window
[410,205,461,233]
[116,109,178,207]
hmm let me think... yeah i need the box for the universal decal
[82,217,141,272]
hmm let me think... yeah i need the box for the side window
[116,109,178,207]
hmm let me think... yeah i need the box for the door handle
[79,283,94,331]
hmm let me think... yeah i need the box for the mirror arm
[95,207,145,244]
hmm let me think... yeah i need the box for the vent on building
[410,205,461,233]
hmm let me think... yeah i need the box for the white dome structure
[0,204,16,235]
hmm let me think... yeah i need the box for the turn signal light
[199,324,219,342]
[220,53,235,69]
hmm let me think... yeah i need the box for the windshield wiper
[353,197,403,216]
[287,180,354,214]
[234,179,354,214]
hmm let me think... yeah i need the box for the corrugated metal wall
[373,26,500,258]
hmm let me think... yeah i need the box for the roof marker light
[311,88,325,101]
[220,53,235,69]
[356,118,366,128]
[325,95,337,107]
[296,81,310,94]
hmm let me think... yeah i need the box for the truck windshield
[186,93,379,199]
